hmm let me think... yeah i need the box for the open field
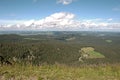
[87,50,105,58]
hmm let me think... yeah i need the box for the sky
[0,0,120,31]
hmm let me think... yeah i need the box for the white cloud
[32,12,76,29]
[57,0,74,5]
[107,18,113,21]
[24,19,35,26]
[0,12,120,31]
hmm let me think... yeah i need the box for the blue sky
[0,0,120,31]
[0,0,120,20]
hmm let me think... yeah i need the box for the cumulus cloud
[20,12,77,30]
[0,12,120,31]
[57,0,75,5]
[24,20,35,26]
[34,12,75,25]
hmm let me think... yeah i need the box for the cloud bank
[0,12,120,31]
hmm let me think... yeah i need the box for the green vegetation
[79,47,105,62]
[0,31,120,80]
[66,37,76,41]
[89,51,105,58]
[0,64,120,80]
[105,40,112,43]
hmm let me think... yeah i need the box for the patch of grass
[80,47,105,59]
[0,64,120,80]
[105,40,112,43]
[89,51,105,58]
[66,37,76,41]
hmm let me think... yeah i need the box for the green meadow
[88,51,105,58]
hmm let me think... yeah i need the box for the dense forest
[0,31,120,66]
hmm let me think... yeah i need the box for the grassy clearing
[0,64,120,80]
[80,47,105,59]
[89,51,105,58]
[66,37,76,41]
[105,40,112,43]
